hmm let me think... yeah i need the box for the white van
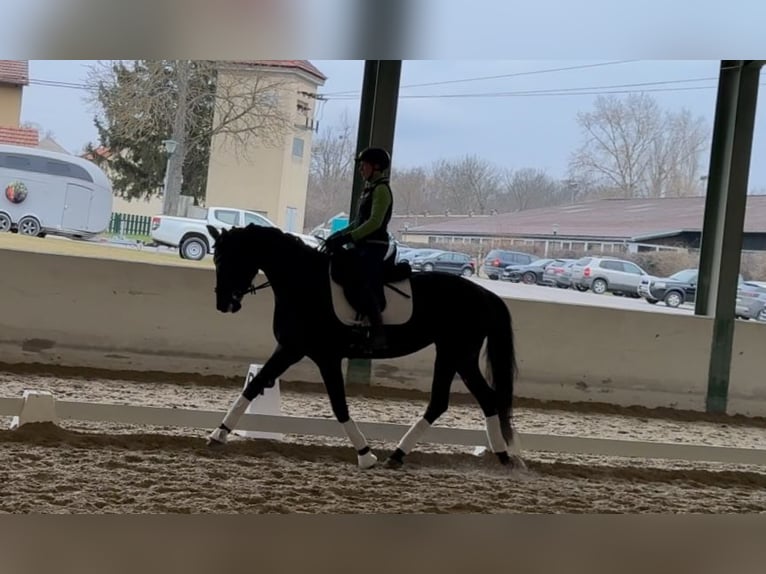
[0,144,113,239]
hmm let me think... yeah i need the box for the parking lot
[471,276,694,316]
[2,232,759,322]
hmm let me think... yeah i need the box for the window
[213,209,239,226]
[45,160,72,176]
[622,262,643,275]
[244,212,274,227]
[600,260,624,271]
[0,152,93,182]
[5,155,31,170]
[285,206,298,232]
[292,137,304,159]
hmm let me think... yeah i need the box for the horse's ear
[207,225,221,240]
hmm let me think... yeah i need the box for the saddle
[329,248,414,327]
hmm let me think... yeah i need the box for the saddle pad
[329,268,414,327]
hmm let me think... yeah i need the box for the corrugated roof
[0,60,29,86]
[225,60,326,83]
[0,126,39,147]
[403,197,766,240]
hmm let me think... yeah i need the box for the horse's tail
[483,292,518,447]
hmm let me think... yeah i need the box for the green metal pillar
[346,60,403,386]
[694,60,762,413]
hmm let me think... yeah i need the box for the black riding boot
[367,309,387,352]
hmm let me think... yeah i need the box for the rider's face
[359,161,375,180]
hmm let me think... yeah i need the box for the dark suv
[481,249,536,280]
[638,268,698,307]
[639,269,745,308]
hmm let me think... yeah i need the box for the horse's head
[207,224,259,313]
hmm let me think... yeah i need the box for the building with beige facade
[204,60,326,232]
[0,60,39,147]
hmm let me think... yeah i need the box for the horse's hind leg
[457,359,522,468]
[207,344,303,447]
[385,350,457,468]
[316,358,377,470]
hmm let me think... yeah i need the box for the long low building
[399,196,766,253]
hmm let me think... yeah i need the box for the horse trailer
[0,144,113,239]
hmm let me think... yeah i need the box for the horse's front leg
[316,357,377,470]
[207,344,304,447]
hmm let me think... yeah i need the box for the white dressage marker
[8,390,58,430]
[233,363,283,441]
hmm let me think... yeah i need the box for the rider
[324,146,394,352]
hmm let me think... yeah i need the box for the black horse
[205,223,525,470]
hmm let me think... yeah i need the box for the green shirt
[349,174,393,243]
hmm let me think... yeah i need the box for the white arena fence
[1,364,765,467]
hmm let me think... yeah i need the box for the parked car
[404,248,445,265]
[640,269,746,308]
[638,268,698,307]
[542,259,578,288]
[151,206,317,260]
[501,258,562,284]
[570,256,649,296]
[736,282,766,322]
[411,250,476,277]
[480,249,536,280]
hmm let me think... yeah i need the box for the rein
[242,280,272,297]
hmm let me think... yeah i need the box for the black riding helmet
[356,147,391,171]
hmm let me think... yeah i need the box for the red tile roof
[226,60,326,82]
[403,196,766,241]
[81,145,114,161]
[0,61,29,86]
[0,126,39,147]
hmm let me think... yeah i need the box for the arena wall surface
[1,249,764,417]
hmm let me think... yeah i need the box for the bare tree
[569,93,661,198]
[570,93,710,200]
[647,109,709,197]
[305,113,356,228]
[498,168,566,212]
[86,60,294,215]
[430,155,500,214]
[391,166,432,215]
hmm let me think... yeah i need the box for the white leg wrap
[485,414,508,454]
[208,427,229,444]
[222,394,251,431]
[342,419,368,452]
[396,417,431,455]
[358,451,378,469]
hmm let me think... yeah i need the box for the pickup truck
[150,206,319,260]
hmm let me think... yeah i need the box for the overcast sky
[20,59,766,189]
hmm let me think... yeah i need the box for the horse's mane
[234,224,328,262]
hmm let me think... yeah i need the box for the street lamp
[161,139,178,214]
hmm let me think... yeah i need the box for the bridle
[217,279,272,303]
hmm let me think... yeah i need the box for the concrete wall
[1,249,765,417]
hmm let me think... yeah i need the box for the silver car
[570,256,649,296]
[736,282,766,322]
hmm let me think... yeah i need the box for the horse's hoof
[383,457,403,469]
[207,428,228,447]
[358,451,378,469]
[510,455,528,471]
